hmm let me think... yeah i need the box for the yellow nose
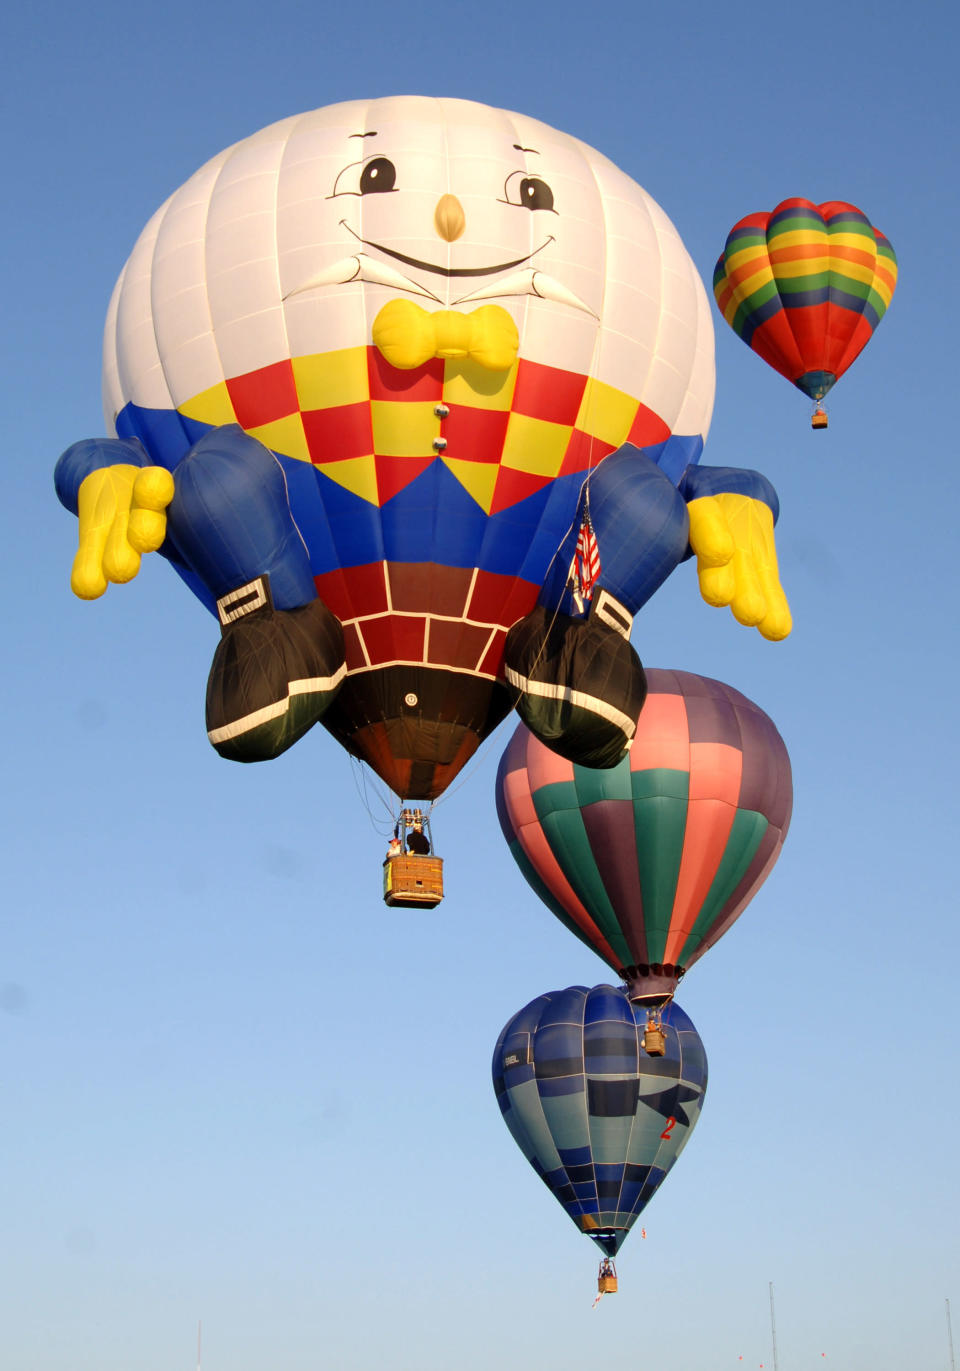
[434,193,465,242]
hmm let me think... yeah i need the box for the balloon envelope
[496,669,792,1002]
[95,97,715,798]
[493,984,707,1256]
[713,198,897,404]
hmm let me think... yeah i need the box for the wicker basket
[383,855,444,908]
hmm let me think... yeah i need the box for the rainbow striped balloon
[713,198,897,405]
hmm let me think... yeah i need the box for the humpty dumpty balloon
[56,96,790,800]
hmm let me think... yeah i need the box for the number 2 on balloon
[660,1116,676,1140]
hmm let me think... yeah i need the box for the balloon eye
[360,157,397,194]
[519,177,553,211]
[502,170,556,213]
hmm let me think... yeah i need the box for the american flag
[574,513,601,601]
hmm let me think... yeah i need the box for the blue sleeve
[539,444,690,617]
[163,426,317,610]
[678,464,780,523]
[54,437,151,515]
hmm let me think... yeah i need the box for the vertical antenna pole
[947,1299,956,1371]
[769,1282,780,1371]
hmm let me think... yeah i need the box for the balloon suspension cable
[441,476,593,792]
[537,472,593,606]
[430,735,499,810]
[513,472,598,710]
[568,484,598,615]
[457,329,605,725]
[515,597,567,710]
[350,756,399,836]
[581,323,606,480]
[567,327,607,609]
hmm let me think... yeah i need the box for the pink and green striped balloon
[496,669,792,1004]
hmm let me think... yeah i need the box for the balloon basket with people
[382,807,443,909]
[640,1012,667,1057]
[596,1258,618,1297]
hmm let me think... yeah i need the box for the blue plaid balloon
[493,984,707,1255]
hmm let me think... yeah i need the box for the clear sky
[3,2,958,1369]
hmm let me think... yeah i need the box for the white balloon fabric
[102,96,714,464]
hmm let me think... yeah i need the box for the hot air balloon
[496,669,792,1004]
[493,983,707,1279]
[713,198,897,428]
[55,97,793,806]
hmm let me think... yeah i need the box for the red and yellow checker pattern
[179,343,670,516]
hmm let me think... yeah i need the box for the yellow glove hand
[71,464,175,599]
[686,493,792,641]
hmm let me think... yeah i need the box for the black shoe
[205,576,346,762]
[503,602,646,768]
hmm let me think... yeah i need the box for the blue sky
[3,2,958,1369]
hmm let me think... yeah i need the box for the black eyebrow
[513,143,539,154]
[350,130,379,139]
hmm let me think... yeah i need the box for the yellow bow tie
[372,298,518,372]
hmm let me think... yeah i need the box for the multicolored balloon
[493,984,707,1257]
[55,96,792,803]
[496,669,792,1003]
[713,198,897,420]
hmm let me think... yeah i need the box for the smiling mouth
[340,220,554,278]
